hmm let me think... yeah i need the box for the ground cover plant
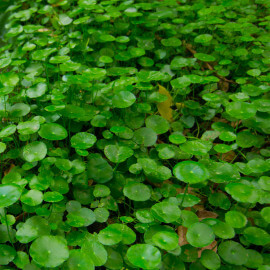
[0,0,270,269]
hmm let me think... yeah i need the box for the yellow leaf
[157,84,173,122]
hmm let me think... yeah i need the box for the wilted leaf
[157,84,173,122]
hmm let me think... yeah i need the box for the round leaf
[23,141,47,162]
[152,231,179,251]
[133,127,157,147]
[30,236,69,267]
[71,132,97,149]
[145,115,170,134]
[123,182,151,201]
[225,211,247,228]
[243,227,270,245]
[218,241,248,265]
[186,222,215,248]
[112,91,136,108]
[173,161,209,184]
[151,202,181,223]
[0,244,16,265]
[38,123,68,140]
[127,244,161,269]
[104,145,133,163]
[0,184,21,208]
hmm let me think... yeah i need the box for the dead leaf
[231,120,242,128]
[197,210,218,220]
[157,84,173,122]
[219,80,229,92]
[4,164,15,176]
[177,226,188,246]
[188,205,205,211]
[38,28,51,32]
[218,150,237,162]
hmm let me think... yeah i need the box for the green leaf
[0,72,19,87]
[212,221,235,239]
[151,202,181,223]
[123,182,151,201]
[225,211,247,228]
[0,125,16,138]
[218,241,248,265]
[94,208,109,223]
[60,61,81,72]
[30,236,69,267]
[82,237,107,266]
[195,34,213,43]
[152,230,179,251]
[145,115,170,134]
[177,194,201,208]
[0,184,21,208]
[26,83,47,98]
[243,227,270,246]
[0,244,16,265]
[194,53,216,62]
[104,247,123,269]
[87,154,113,183]
[225,183,258,203]
[261,207,270,223]
[133,127,157,146]
[98,224,136,245]
[161,37,182,47]
[31,48,57,61]
[112,91,136,108]
[13,251,30,269]
[43,191,64,202]
[180,140,212,155]
[49,55,70,64]
[0,58,11,68]
[0,142,6,153]
[93,184,110,197]
[58,14,73,25]
[236,130,258,148]
[16,216,51,243]
[17,120,40,135]
[244,249,263,269]
[226,101,257,119]
[127,244,161,269]
[247,69,261,77]
[200,250,220,270]
[23,141,47,162]
[66,249,94,270]
[38,123,68,140]
[67,208,96,227]
[186,222,215,248]
[21,190,43,206]
[104,145,133,163]
[173,161,209,184]
[10,103,31,117]
[71,132,97,149]
[162,254,185,270]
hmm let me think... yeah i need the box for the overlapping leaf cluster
[0,0,270,269]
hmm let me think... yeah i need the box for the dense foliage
[0,0,270,269]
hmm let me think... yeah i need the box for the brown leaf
[218,150,237,162]
[197,210,218,220]
[4,164,15,176]
[177,226,188,246]
[219,80,229,92]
